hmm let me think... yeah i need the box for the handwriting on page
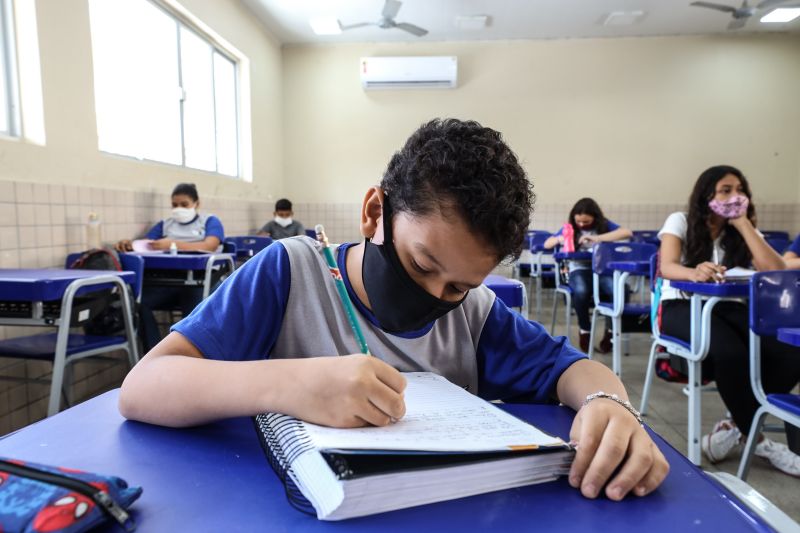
[302,372,561,452]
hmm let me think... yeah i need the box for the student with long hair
[658,165,799,475]
[544,198,633,353]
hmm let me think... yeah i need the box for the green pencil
[314,224,371,356]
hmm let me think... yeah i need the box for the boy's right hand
[691,261,725,283]
[282,355,407,428]
[115,240,133,252]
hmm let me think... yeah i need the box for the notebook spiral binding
[253,413,317,515]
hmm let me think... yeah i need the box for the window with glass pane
[89,0,239,176]
[0,0,13,136]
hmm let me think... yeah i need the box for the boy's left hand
[568,398,669,501]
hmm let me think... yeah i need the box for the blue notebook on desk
[253,372,574,521]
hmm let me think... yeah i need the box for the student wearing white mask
[258,198,306,239]
[114,183,226,351]
[115,183,224,252]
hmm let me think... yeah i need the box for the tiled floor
[523,279,800,523]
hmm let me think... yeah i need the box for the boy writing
[120,119,668,501]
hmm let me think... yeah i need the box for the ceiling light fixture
[760,7,800,23]
[309,17,342,35]
[602,11,646,26]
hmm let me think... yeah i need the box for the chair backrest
[761,230,790,241]
[749,270,800,336]
[592,242,658,275]
[305,229,317,239]
[632,230,659,245]
[526,230,551,251]
[224,236,273,254]
[66,251,144,298]
[765,236,790,254]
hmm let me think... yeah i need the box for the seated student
[543,198,633,353]
[119,119,668,502]
[114,183,225,352]
[784,234,800,269]
[258,198,306,239]
[658,165,800,475]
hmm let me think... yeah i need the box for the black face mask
[362,197,466,334]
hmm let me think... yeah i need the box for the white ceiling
[240,0,800,45]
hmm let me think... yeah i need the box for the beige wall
[282,35,800,209]
[0,0,283,200]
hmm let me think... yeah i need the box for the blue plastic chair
[765,236,790,254]
[0,253,143,416]
[523,230,553,320]
[587,242,656,377]
[632,230,660,246]
[224,236,273,262]
[737,270,800,480]
[761,230,790,241]
[484,274,528,316]
[305,229,317,239]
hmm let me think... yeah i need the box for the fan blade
[382,0,402,20]
[756,0,790,9]
[728,16,748,28]
[395,22,428,36]
[690,1,738,13]
[340,22,375,30]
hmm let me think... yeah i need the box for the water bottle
[86,212,102,249]
[562,222,575,253]
[169,242,178,255]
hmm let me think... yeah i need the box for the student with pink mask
[544,198,633,353]
[658,165,800,476]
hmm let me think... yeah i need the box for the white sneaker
[754,438,800,477]
[702,419,742,463]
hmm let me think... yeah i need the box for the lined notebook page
[301,372,565,452]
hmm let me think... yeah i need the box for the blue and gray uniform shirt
[145,214,225,243]
[173,236,586,402]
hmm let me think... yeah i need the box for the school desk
[665,280,750,465]
[0,390,779,532]
[129,251,235,299]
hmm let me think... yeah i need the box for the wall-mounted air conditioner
[360,56,458,90]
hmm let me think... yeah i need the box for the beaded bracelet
[582,391,644,426]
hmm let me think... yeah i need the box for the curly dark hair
[685,165,756,269]
[379,118,534,260]
[567,198,609,251]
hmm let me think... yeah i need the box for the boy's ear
[360,186,385,244]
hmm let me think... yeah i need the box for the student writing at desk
[120,119,668,502]
[258,198,306,239]
[114,183,226,352]
[657,165,799,475]
[543,198,633,353]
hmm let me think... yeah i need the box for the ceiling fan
[690,0,793,29]
[340,0,429,37]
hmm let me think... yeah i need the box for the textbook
[254,372,574,521]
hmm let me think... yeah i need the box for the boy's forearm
[556,359,628,410]
[119,355,298,427]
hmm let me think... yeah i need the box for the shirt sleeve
[171,241,291,360]
[261,221,274,235]
[144,221,164,240]
[658,212,687,241]
[606,220,620,231]
[295,222,306,237]
[205,216,225,241]
[789,235,800,256]
[475,298,587,403]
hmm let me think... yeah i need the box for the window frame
[0,0,21,138]
[92,0,241,177]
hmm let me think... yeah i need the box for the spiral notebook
[253,372,574,521]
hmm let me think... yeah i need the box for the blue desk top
[671,280,750,298]
[530,244,553,254]
[608,261,650,275]
[0,391,770,532]
[554,251,592,261]
[777,327,800,347]
[128,252,234,270]
[0,269,136,302]
[483,274,521,287]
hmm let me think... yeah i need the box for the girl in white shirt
[657,165,798,476]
